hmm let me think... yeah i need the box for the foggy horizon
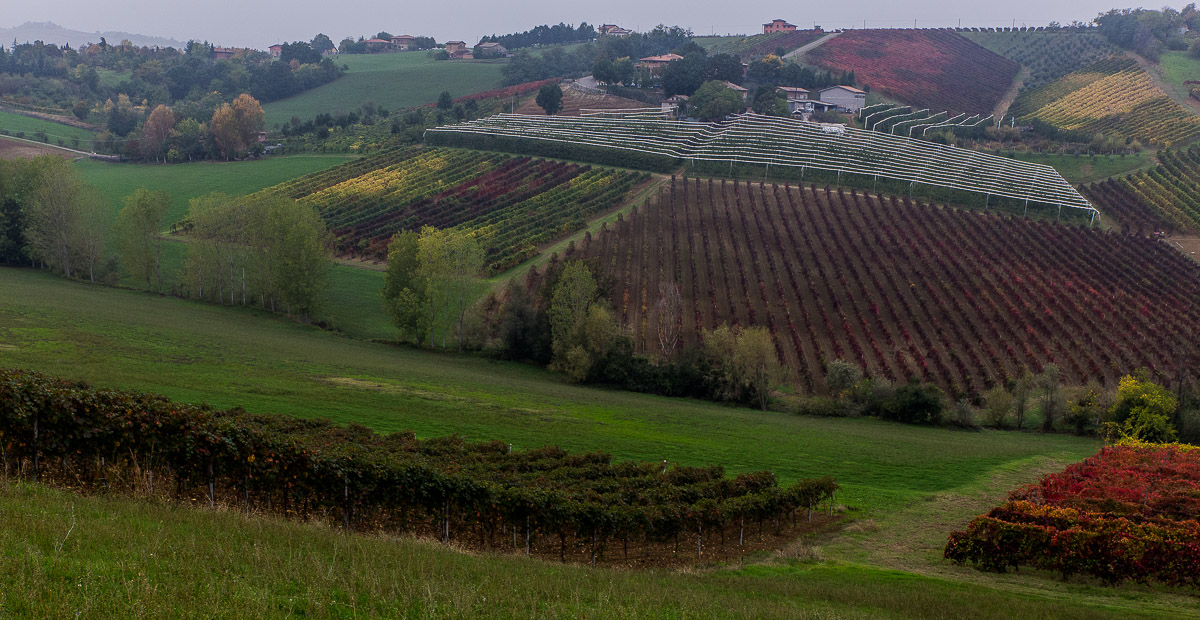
[1,1,1170,49]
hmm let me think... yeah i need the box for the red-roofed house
[269,44,282,57]
[212,46,236,60]
[390,35,416,50]
[637,53,683,75]
[763,19,797,34]
[445,40,467,57]
[365,38,391,51]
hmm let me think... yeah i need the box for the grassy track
[0,267,1098,514]
[76,156,357,224]
[0,108,98,147]
[260,53,507,127]
[1012,151,1154,184]
[2,481,1181,620]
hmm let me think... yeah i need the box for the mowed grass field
[1012,150,1154,184]
[1157,51,1200,102]
[0,108,98,147]
[75,156,357,224]
[4,268,1194,618]
[0,267,1097,514]
[260,53,508,127]
[72,155,391,339]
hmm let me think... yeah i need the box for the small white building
[817,85,867,113]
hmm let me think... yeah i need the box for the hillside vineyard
[566,178,1200,396]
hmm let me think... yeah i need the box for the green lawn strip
[260,53,507,127]
[0,268,1098,517]
[0,108,98,146]
[1011,151,1154,184]
[1157,52,1200,101]
[76,155,357,225]
[0,482,1175,619]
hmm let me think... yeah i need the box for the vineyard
[960,30,1119,91]
[1081,147,1200,234]
[259,147,647,271]
[946,443,1200,588]
[0,368,838,566]
[1012,57,1200,146]
[561,177,1200,396]
[803,29,1019,114]
[428,113,1093,216]
[697,30,827,59]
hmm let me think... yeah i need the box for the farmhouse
[720,81,750,104]
[637,53,683,74]
[211,46,236,60]
[390,35,416,50]
[599,24,633,37]
[474,41,507,57]
[445,41,468,57]
[364,38,391,51]
[777,86,809,111]
[269,44,282,58]
[818,85,867,112]
[763,19,797,34]
[663,94,688,118]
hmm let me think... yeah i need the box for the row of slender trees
[0,155,331,324]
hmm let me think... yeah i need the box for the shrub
[881,382,945,425]
[981,387,1012,428]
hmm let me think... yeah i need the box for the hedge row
[0,368,837,560]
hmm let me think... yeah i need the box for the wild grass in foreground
[0,482,1174,620]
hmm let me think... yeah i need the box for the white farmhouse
[817,85,867,113]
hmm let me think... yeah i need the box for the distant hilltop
[0,21,188,49]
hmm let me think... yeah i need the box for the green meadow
[260,53,508,127]
[4,267,1195,618]
[0,108,98,147]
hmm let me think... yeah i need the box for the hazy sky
[3,1,1165,48]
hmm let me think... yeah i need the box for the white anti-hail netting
[427,112,1094,214]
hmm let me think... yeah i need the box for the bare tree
[656,281,682,358]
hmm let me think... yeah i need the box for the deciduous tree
[116,188,171,291]
[536,84,563,115]
[141,105,176,163]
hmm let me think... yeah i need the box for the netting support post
[1024,198,1029,217]
[1089,210,1096,228]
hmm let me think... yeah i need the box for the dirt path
[782,32,840,61]
[1169,235,1200,263]
[992,67,1027,121]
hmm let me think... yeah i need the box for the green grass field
[260,53,508,127]
[1157,51,1200,101]
[3,268,1195,618]
[0,108,97,148]
[0,267,1097,514]
[76,155,356,224]
[1012,151,1154,184]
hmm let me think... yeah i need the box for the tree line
[480,22,597,51]
[0,155,332,323]
[0,37,342,145]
